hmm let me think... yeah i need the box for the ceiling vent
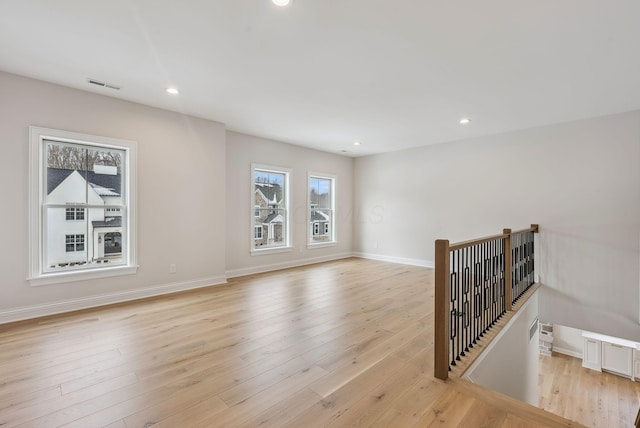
[87,78,121,90]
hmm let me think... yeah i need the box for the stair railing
[434,224,539,380]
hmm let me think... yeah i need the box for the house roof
[255,183,282,205]
[92,217,122,228]
[262,212,283,224]
[48,168,121,196]
[311,210,329,222]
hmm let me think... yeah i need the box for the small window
[65,208,85,221]
[65,234,85,252]
[254,226,263,240]
[308,173,336,245]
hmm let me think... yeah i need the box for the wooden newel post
[434,239,450,380]
[503,229,512,312]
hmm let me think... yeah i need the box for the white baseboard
[1,252,430,325]
[353,252,434,268]
[0,275,227,325]
[552,346,582,359]
[226,252,354,278]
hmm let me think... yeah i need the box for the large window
[308,173,336,246]
[252,164,291,252]
[29,127,137,285]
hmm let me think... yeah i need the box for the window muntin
[29,127,137,285]
[252,165,290,252]
[65,234,85,252]
[308,174,335,245]
[65,208,85,221]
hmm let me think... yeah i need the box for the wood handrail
[512,224,539,235]
[449,233,509,251]
[449,224,539,252]
[635,405,640,428]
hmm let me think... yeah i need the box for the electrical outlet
[169,264,177,274]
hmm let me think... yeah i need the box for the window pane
[91,207,124,265]
[311,209,333,243]
[254,168,288,250]
[44,205,125,271]
[46,141,89,205]
[253,209,287,249]
[309,177,331,209]
[45,142,124,207]
[309,176,334,244]
[46,207,88,270]
[88,148,124,206]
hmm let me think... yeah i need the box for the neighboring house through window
[308,173,336,246]
[252,164,291,252]
[28,127,137,285]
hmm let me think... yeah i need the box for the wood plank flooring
[539,352,640,428]
[0,258,576,427]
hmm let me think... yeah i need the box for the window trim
[250,163,292,255]
[28,126,138,286]
[307,172,337,248]
[254,225,263,240]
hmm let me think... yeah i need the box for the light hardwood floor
[540,352,640,428]
[0,258,576,427]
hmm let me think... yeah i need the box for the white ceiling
[1,1,640,156]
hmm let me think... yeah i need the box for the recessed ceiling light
[166,87,180,95]
[272,0,291,6]
[459,118,471,125]
[353,141,361,146]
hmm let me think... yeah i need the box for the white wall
[464,291,540,406]
[353,111,640,341]
[0,71,227,321]
[552,324,583,358]
[225,131,353,276]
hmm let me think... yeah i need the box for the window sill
[28,265,138,286]
[307,242,338,249]
[251,246,294,256]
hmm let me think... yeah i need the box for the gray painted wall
[225,131,353,276]
[0,71,228,314]
[2,70,639,344]
[354,111,640,340]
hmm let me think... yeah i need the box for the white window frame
[250,164,292,255]
[307,172,337,248]
[254,225,263,240]
[28,126,138,286]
